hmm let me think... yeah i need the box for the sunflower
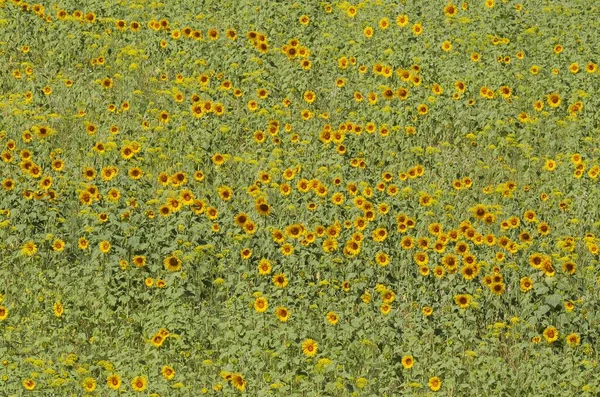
[128,167,143,180]
[520,276,533,292]
[20,241,37,257]
[382,290,395,304]
[177,190,194,206]
[279,243,294,256]
[162,365,176,380]
[170,171,187,187]
[523,210,537,222]
[256,200,271,216]
[107,374,122,390]
[396,14,409,26]
[372,227,388,242]
[51,159,65,171]
[211,153,226,166]
[419,193,433,206]
[461,264,478,280]
[375,251,390,267]
[428,376,442,392]
[547,93,561,108]
[240,247,252,260]
[82,377,96,392]
[302,339,318,357]
[82,167,96,180]
[379,17,390,29]
[0,306,8,321]
[84,12,96,23]
[23,379,36,390]
[537,222,550,235]
[254,297,268,313]
[230,374,246,392]
[564,301,575,312]
[191,103,204,117]
[565,333,580,347]
[400,236,414,250]
[490,282,505,296]
[272,273,288,288]
[131,376,147,392]
[77,237,89,250]
[286,223,305,239]
[156,329,170,340]
[454,294,472,309]
[164,255,182,272]
[344,5,358,16]
[159,205,171,217]
[99,240,111,254]
[234,213,249,227]
[562,261,576,275]
[326,311,339,325]
[417,237,430,250]
[101,77,113,89]
[430,265,444,279]
[543,326,559,343]
[380,303,392,315]
[52,239,65,252]
[401,355,414,369]
[414,251,429,266]
[569,62,580,73]
[543,159,556,171]
[412,23,423,35]
[553,43,563,54]
[275,306,290,322]
[132,255,146,268]
[53,302,64,317]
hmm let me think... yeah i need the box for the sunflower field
[1,0,600,395]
